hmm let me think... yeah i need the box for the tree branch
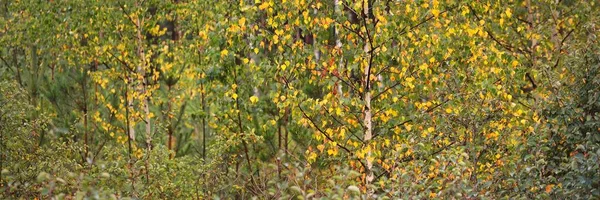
[297,101,352,153]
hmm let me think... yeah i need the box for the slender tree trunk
[278,118,282,150]
[283,106,291,154]
[50,63,55,81]
[284,107,289,153]
[283,126,288,153]
[124,70,136,195]
[527,0,536,68]
[168,129,173,157]
[171,0,181,41]
[134,2,153,184]
[363,69,373,188]
[335,0,343,96]
[233,68,255,186]
[134,0,152,153]
[313,8,320,61]
[29,45,38,106]
[361,0,374,196]
[166,86,175,158]
[90,59,98,150]
[82,70,89,158]
[127,95,136,140]
[12,48,23,87]
[201,83,207,160]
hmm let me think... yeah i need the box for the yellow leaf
[275,29,284,36]
[431,9,440,17]
[327,148,338,156]
[250,96,259,103]
[467,28,478,36]
[220,49,229,57]
[505,8,512,18]
[429,192,437,198]
[405,123,413,131]
[512,60,519,67]
[317,144,325,152]
[116,43,125,52]
[393,127,401,134]
[239,17,246,27]
[258,1,269,10]
[307,151,317,163]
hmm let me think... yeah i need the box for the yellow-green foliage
[0,0,599,199]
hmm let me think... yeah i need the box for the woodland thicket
[0,0,599,199]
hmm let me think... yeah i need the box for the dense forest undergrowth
[0,0,599,199]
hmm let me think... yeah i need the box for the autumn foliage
[0,0,599,199]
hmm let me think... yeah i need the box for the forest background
[0,0,599,199]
